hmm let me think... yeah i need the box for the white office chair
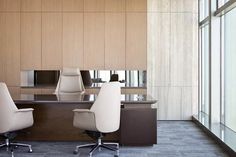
[55,68,85,94]
[0,82,34,156]
[73,82,121,157]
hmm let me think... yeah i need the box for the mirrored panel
[21,70,147,88]
[81,70,147,87]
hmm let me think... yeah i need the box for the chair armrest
[16,108,34,112]
[11,108,34,131]
[73,109,97,131]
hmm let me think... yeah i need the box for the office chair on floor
[0,82,34,157]
[73,82,121,157]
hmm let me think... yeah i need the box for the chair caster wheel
[28,149,33,153]
[73,150,79,155]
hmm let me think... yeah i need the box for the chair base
[74,138,119,157]
[0,138,32,157]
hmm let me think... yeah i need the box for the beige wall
[0,0,199,120]
[0,0,147,92]
[147,0,198,120]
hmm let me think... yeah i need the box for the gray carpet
[0,121,229,157]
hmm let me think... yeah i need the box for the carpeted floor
[0,121,229,157]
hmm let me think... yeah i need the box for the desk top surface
[21,83,147,89]
[12,93,157,105]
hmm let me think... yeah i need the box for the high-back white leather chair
[0,82,34,155]
[55,68,85,94]
[73,82,121,157]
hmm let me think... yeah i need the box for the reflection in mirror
[21,70,147,88]
[80,70,146,87]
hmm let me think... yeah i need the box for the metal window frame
[199,0,236,124]
[198,27,202,118]
[215,0,236,126]
[199,0,211,117]
[215,0,236,16]
[198,0,213,123]
[199,17,210,26]
[198,0,202,116]
[220,16,225,125]
[208,0,212,123]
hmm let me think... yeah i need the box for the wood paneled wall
[0,0,147,93]
[0,0,199,121]
[0,13,20,87]
[0,0,147,72]
[147,0,198,120]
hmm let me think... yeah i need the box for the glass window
[218,0,229,9]
[201,25,210,115]
[224,8,236,132]
[200,0,209,21]
[115,71,125,82]
[89,70,95,78]
[99,71,110,82]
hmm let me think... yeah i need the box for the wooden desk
[12,94,157,146]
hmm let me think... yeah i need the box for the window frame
[199,0,236,124]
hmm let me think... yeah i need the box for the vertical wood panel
[155,87,182,120]
[171,0,198,13]
[42,0,62,11]
[105,0,125,12]
[21,13,42,70]
[147,0,170,12]
[84,0,105,12]
[105,13,125,69]
[126,13,147,70]
[0,0,20,11]
[21,0,42,11]
[1,13,21,86]
[62,0,83,12]
[0,52,5,81]
[182,87,192,120]
[0,13,6,82]
[20,88,42,94]
[166,87,182,120]
[42,13,62,70]
[63,13,83,69]
[41,88,55,94]
[126,0,147,12]
[147,13,170,86]
[8,86,20,96]
[147,1,198,120]
[192,13,199,86]
[192,86,198,115]
[170,13,194,86]
[84,13,105,69]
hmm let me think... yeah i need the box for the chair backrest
[110,74,119,82]
[80,70,92,86]
[0,82,18,133]
[90,82,121,133]
[55,68,85,94]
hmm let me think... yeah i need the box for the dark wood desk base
[16,103,157,146]
[121,108,157,146]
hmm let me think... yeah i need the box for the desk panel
[17,103,118,141]
[13,94,157,145]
